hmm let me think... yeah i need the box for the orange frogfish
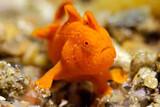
[33,2,126,96]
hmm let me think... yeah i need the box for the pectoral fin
[90,74,112,97]
[110,68,128,84]
[36,61,63,89]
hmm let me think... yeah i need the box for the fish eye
[84,41,88,45]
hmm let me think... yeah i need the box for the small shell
[144,75,158,89]
[147,103,160,107]
[129,104,141,107]
[108,90,125,103]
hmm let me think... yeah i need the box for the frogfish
[33,1,127,96]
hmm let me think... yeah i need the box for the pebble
[114,42,132,71]
[138,67,156,79]
[153,94,160,104]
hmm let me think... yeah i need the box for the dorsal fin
[32,23,60,39]
[64,4,81,22]
[54,1,71,22]
[83,11,99,30]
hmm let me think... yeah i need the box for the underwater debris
[130,51,157,77]
[0,61,29,100]
[44,81,95,107]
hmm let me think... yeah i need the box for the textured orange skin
[33,2,121,96]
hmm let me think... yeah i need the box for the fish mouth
[100,46,116,59]
[100,47,110,53]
